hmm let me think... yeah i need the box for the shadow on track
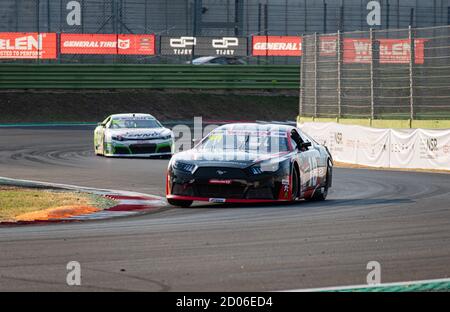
[184,197,414,209]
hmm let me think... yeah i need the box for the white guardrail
[298,122,450,171]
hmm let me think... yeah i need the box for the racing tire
[291,164,299,200]
[167,198,193,208]
[95,136,105,156]
[95,146,103,157]
[310,162,331,201]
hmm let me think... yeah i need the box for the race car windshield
[198,131,290,154]
[109,118,162,129]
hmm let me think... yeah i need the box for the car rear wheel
[167,198,193,208]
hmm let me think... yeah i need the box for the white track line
[0,176,164,199]
[280,277,450,292]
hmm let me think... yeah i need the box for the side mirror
[298,142,312,150]
[98,122,105,127]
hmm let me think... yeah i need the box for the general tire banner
[0,32,57,59]
[298,122,450,170]
[252,36,302,56]
[60,34,155,55]
[160,36,247,56]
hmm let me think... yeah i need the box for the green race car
[94,113,174,157]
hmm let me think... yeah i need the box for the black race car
[166,123,333,207]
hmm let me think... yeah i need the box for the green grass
[0,186,116,222]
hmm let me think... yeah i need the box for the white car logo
[118,39,130,50]
[216,170,227,175]
[170,37,197,48]
[212,37,239,49]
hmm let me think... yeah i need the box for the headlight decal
[173,161,197,173]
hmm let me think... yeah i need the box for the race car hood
[107,128,172,140]
[171,149,291,169]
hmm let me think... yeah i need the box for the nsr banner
[298,122,450,170]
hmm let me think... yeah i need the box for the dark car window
[291,129,308,152]
[215,57,228,65]
[227,57,246,65]
[108,118,162,129]
[199,131,290,154]
[102,116,111,126]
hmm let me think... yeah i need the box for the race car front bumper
[104,139,174,157]
[166,163,293,202]
[166,194,288,204]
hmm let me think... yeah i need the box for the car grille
[194,167,247,179]
[129,144,157,154]
[172,184,195,196]
[196,184,246,199]
[157,145,172,153]
[246,187,274,199]
[114,146,130,154]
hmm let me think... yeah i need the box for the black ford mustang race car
[166,123,333,207]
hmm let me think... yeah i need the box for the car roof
[110,113,156,119]
[213,123,296,133]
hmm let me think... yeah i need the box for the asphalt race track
[0,126,449,291]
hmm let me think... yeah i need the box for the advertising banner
[0,32,57,59]
[60,34,155,55]
[160,36,247,56]
[343,38,426,64]
[317,36,426,64]
[319,36,338,56]
[298,122,450,171]
[252,36,302,56]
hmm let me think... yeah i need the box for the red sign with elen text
[252,36,302,56]
[0,32,57,59]
[60,34,155,55]
[318,36,426,64]
[343,38,426,64]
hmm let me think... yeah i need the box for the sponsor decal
[0,32,57,59]
[161,36,247,56]
[209,198,226,203]
[420,137,439,159]
[320,36,338,56]
[212,37,238,49]
[209,179,232,184]
[426,137,438,152]
[444,144,450,155]
[60,34,155,55]
[334,132,343,145]
[391,142,415,153]
[212,37,240,55]
[252,36,302,56]
[167,36,196,55]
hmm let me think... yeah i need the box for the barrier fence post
[36,0,41,65]
[299,34,305,118]
[337,30,342,119]
[369,28,375,120]
[409,25,415,121]
[314,32,318,118]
